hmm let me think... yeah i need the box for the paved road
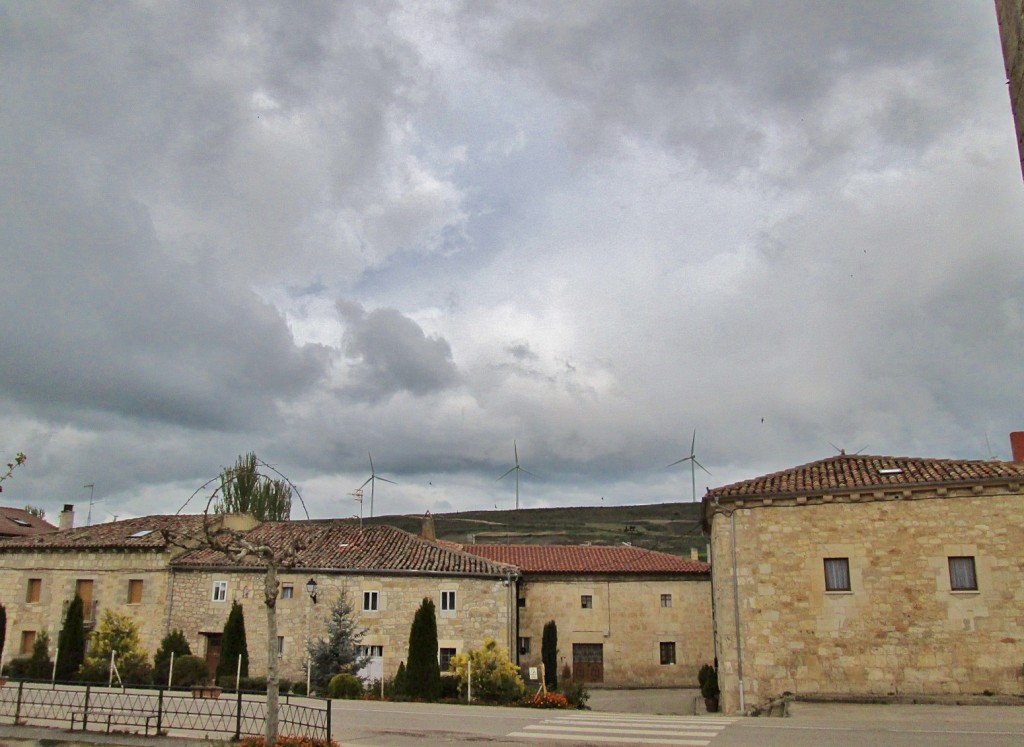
[329,699,1024,747]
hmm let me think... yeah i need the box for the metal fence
[0,680,331,742]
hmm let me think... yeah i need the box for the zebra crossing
[508,712,738,745]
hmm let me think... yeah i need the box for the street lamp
[306,577,318,604]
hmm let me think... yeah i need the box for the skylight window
[10,518,32,527]
[129,529,154,538]
[878,468,903,475]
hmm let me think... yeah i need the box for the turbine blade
[690,429,697,456]
[667,456,692,468]
[693,458,711,475]
[498,467,516,480]
[368,452,375,473]
[514,441,519,465]
[359,476,373,489]
[379,476,397,485]
[521,468,538,478]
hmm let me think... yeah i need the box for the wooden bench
[70,708,158,735]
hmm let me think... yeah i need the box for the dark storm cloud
[336,300,460,401]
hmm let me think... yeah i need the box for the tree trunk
[264,562,280,744]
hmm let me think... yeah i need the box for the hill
[352,501,708,560]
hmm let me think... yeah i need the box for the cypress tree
[216,601,249,682]
[542,620,558,691]
[153,629,192,686]
[404,598,440,701]
[56,595,86,681]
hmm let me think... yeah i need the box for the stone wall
[0,548,172,663]
[996,0,1024,179]
[516,574,713,687]
[709,487,1024,713]
[169,569,514,682]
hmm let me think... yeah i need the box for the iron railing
[0,680,331,741]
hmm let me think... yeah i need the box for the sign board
[528,667,539,681]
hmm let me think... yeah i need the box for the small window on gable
[127,579,143,604]
[581,594,593,609]
[281,584,294,599]
[518,637,531,655]
[26,578,41,603]
[660,593,672,608]
[949,556,978,591]
[212,580,228,602]
[441,590,456,612]
[824,558,851,592]
[277,636,285,657]
[363,591,379,611]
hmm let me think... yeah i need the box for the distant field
[352,502,709,560]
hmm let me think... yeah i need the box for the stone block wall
[0,549,172,664]
[516,574,713,687]
[169,569,514,682]
[710,488,1024,713]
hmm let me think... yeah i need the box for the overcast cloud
[1,1,1021,524]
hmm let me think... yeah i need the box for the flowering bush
[236,737,339,747]
[520,691,570,709]
[449,637,525,704]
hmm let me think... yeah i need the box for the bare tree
[163,456,308,745]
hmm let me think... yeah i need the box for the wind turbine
[668,429,710,503]
[497,441,536,511]
[359,453,395,518]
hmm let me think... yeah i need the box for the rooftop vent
[129,529,154,538]
[878,468,903,475]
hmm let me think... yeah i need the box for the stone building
[703,449,1024,714]
[996,0,1024,179]
[169,521,518,682]
[462,544,713,687]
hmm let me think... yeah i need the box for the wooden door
[205,633,222,678]
[572,643,604,683]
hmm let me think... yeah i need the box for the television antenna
[83,483,103,526]
[667,429,710,503]
[497,441,536,510]
[359,453,395,518]
[350,487,364,527]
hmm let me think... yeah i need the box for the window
[76,579,94,609]
[281,584,294,599]
[26,578,41,603]
[439,647,457,670]
[212,580,228,602]
[363,591,379,611]
[518,637,531,655]
[660,641,676,665]
[824,558,851,591]
[129,529,154,538]
[360,645,384,658]
[20,631,36,655]
[660,593,672,608]
[441,590,456,612]
[581,594,593,609]
[277,636,285,657]
[127,579,143,604]
[949,556,978,591]
[517,597,527,608]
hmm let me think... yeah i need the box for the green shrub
[170,655,208,687]
[405,598,441,701]
[3,657,32,678]
[698,664,720,699]
[326,673,363,699]
[559,679,590,709]
[153,629,192,686]
[449,637,525,704]
[291,681,308,696]
[393,661,407,696]
[439,674,460,700]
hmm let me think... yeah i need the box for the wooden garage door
[572,643,604,683]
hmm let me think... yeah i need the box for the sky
[2,1,1022,525]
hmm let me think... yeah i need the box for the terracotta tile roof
[172,522,517,577]
[0,507,57,537]
[705,454,1024,501]
[461,544,710,575]
[0,514,205,551]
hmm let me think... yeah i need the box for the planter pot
[704,696,719,713]
[191,685,222,699]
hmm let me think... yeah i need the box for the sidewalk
[586,687,701,716]
[0,724,219,747]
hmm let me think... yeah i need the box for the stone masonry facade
[516,574,713,687]
[708,483,1024,714]
[169,568,514,682]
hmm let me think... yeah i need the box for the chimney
[1011,432,1024,463]
[59,504,74,531]
[421,511,436,541]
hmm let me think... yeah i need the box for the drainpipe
[730,509,745,712]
